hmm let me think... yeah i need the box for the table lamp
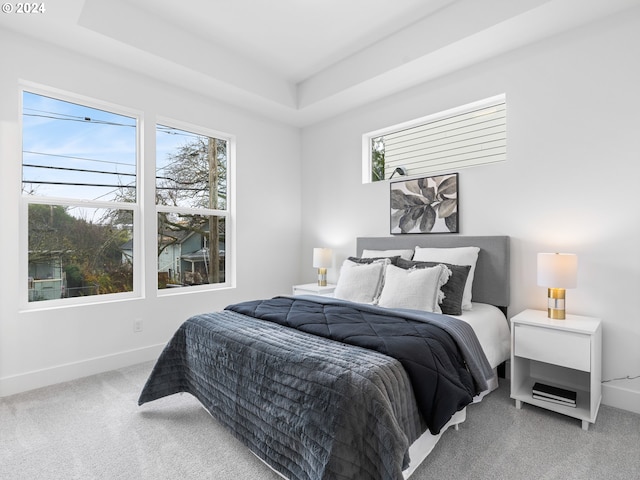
[313,248,332,286]
[537,253,578,319]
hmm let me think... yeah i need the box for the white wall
[2,8,639,415]
[0,29,302,395]
[300,9,640,412]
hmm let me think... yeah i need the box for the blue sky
[22,91,137,203]
[22,91,205,204]
[22,90,223,228]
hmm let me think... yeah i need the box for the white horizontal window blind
[365,94,506,182]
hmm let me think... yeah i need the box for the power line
[157,125,203,139]
[23,111,135,128]
[24,180,137,189]
[23,150,135,168]
[21,104,227,198]
[23,179,205,192]
[23,163,136,178]
[23,162,203,186]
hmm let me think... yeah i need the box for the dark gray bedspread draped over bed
[138,296,494,480]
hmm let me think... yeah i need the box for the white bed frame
[402,375,499,478]
[402,408,466,478]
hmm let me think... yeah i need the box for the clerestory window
[363,94,506,183]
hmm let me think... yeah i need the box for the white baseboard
[0,343,165,397]
[602,380,640,415]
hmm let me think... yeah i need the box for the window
[363,94,506,182]
[156,123,230,290]
[20,87,235,306]
[22,90,138,303]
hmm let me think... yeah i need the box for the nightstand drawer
[514,324,591,371]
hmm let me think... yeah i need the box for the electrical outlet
[134,318,143,333]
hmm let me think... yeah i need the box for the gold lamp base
[547,288,566,319]
[317,268,327,287]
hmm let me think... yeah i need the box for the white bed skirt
[402,407,466,478]
[402,373,499,478]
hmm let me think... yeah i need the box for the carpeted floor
[1,361,638,480]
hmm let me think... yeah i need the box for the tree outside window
[156,124,229,289]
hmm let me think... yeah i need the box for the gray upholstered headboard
[356,235,510,309]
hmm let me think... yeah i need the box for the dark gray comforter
[227,296,494,433]
[138,297,494,480]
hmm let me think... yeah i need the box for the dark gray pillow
[348,256,401,266]
[396,258,471,315]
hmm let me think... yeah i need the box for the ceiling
[2,0,639,126]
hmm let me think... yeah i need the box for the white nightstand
[510,309,602,430]
[292,283,336,297]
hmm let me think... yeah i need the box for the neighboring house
[120,239,133,265]
[28,251,66,301]
[157,231,187,286]
[156,238,182,285]
[29,250,100,301]
[122,231,192,284]
[135,229,225,287]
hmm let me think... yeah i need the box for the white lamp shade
[537,253,578,288]
[312,248,332,268]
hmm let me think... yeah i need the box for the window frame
[362,94,506,183]
[155,116,235,295]
[19,83,144,310]
[18,85,238,310]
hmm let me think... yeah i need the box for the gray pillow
[348,255,401,265]
[396,258,471,315]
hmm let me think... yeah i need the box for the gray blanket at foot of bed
[138,310,423,480]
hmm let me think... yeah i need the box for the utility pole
[207,137,220,284]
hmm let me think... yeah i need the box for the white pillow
[413,246,480,310]
[334,260,387,304]
[377,264,451,312]
[361,249,414,261]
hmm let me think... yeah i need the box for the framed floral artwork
[390,173,458,234]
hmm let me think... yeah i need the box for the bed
[139,235,510,480]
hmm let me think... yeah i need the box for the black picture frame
[390,173,458,234]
